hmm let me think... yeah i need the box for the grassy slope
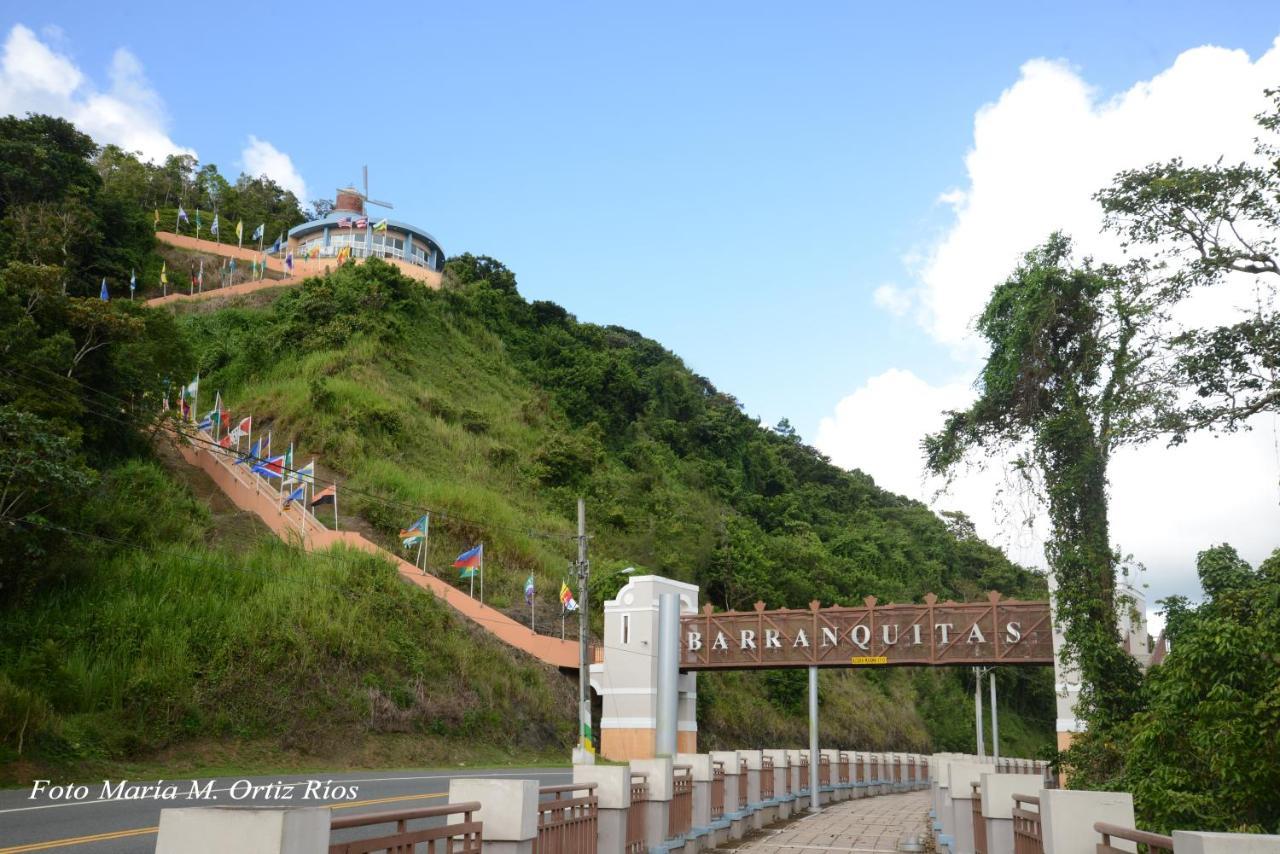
[171,256,1054,759]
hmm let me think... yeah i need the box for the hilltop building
[286,187,445,273]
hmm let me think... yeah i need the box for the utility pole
[574,497,594,764]
[974,666,986,760]
[989,670,1000,764]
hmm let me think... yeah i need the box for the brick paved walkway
[731,791,931,854]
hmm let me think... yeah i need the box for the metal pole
[990,670,1000,764]
[655,593,679,757]
[974,667,986,760]
[576,497,593,763]
[808,665,820,814]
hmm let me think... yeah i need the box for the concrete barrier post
[820,749,841,801]
[979,773,1042,854]
[576,764,631,854]
[707,751,744,840]
[448,778,540,854]
[155,807,329,854]
[946,761,995,854]
[1171,831,1280,852]
[739,750,764,828]
[631,757,674,852]
[1041,790,1136,854]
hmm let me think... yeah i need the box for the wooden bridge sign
[679,592,1053,670]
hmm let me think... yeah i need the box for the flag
[197,415,213,431]
[198,258,204,290]
[373,218,388,232]
[293,461,315,484]
[560,582,578,612]
[285,250,294,272]
[525,574,535,605]
[272,232,283,253]
[196,208,202,229]
[310,485,337,507]
[160,261,168,286]
[177,205,189,223]
[251,455,285,478]
[154,208,160,228]
[252,223,264,241]
[99,278,108,301]
[229,415,252,440]
[455,544,481,578]
[218,433,233,448]
[236,438,261,465]
[355,217,368,229]
[129,269,136,292]
[337,216,353,228]
[183,376,199,400]
[282,484,305,507]
[211,214,219,236]
[180,398,191,421]
[236,220,244,243]
[400,514,428,548]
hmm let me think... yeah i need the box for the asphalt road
[0,766,572,853]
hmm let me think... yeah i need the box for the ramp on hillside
[148,232,442,306]
[173,431,580,670]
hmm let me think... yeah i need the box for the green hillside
[0,115,1052,783]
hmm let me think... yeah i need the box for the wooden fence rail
[971,781,987,854]
[761,756,775,800]
[1094,821,1175,854]
[626,773,649,854]
[328,802,482,854]
[534,783,598,854]
[711,762,725,820]
[668,766,693,839]
[1012,794,1043,854]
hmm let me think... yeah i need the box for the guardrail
[738,758,749,809]
[1094,821,1174,854]
[798,755,810,793]
[818,754,831,787]
[534,783,598,854]
[971,781,987,854]
[839,751,851,787]
[761,756,775,799]
[626,773,649,854]
[328,801,482,854]
[669,765,692,839]
[711,761,726,820]
[1012,794,1042,854]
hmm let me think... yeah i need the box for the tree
[1116,545,1280,833]
[1096,88,1279,441]
[923,234,1170,731]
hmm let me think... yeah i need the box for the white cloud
[871,284,912,317]
[819,37,1280,614]
[241,135,308,202]
[0,24,192,162]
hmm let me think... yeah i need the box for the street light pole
[574,497,594,764]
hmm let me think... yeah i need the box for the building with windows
[286,187,445,273]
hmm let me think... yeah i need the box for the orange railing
[668,766,692,839]
[534,783,598,854]
[818,754,830,787]
[711,761,726,820]
[738,758,749,809]
[626,773,649,854]
[1094,822,1174,854]
[798,755,809,793]
[972,782,987,854]
[761,756,775,800]
[328,801,482,854]
[1012,794,1042,854]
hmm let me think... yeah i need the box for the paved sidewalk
[730,790,931,854]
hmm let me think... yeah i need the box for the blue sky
[4,3,1280,603]
[7,2,1275,437]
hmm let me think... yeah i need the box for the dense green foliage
[0,460,573,774]
[0,112,1055,775]
[1069,545,1280,833]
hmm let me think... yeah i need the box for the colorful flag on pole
[252,223,264,241]
[236,438,262,464]
[229,415,252,440]
[285,250,294,273]
[183,376,199,400]
[160,261,168,286]
[251,455,285,478]
[195,208,202,230]
[282,484,305,507]
[177,205,189,224]
[525,574,535,605]
[154,208,160,228]
[310,485,337,507]
[560,582,578,612]
[218,433,233,448]
[293,461,315,485]
[211,214,219,237]
[373,218,388,232]
[337,216,353,228]
[235,220,244,244]
[272,233,283,253]
[355,217,368,229]
[99,278,108,301]
[400,514,429,548]
[129,269,136,293]
[454,544,481,578]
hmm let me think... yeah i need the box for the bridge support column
[808,666,820,814]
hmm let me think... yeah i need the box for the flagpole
[479,542,484,604]
[416,533,425,574]
[333,486,339,531]
[422,513,430,574]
